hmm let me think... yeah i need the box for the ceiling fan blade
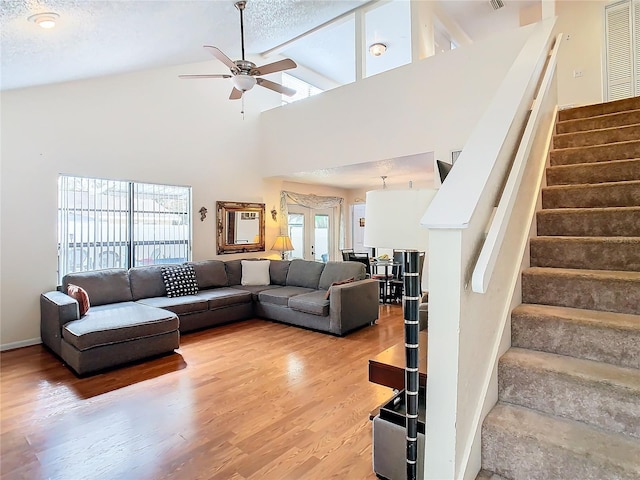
[204,46,238,72]
[178,74,232,79]
[256,78,296,97]
[252,58,297,76]
[229,87,243,100]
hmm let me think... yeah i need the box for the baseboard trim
[1,337,42,352]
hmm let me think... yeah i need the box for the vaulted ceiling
[1,0,539,190]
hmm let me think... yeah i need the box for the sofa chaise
[40,258,379,375]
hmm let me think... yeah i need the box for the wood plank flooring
[0,304,405,480]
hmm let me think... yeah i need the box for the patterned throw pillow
[324,277,355,300]
[161,264,199,298]
[67,284,90,316]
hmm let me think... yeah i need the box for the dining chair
[341,249,355,261]
[389,251,425,302]
[347,252,371,276]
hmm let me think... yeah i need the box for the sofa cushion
[161,264,199,297]
[67,284,90,316]
[63,269,133,307]
[62,302,178,351]
[232,284,282,301]
[136,295,208,315]
[242,259,271,286]
[224,259,243,286]
[269,260,290,285]
[129,265,169,300]
[286,259,325,289]
[318,261,366,290]
[258,286,315,306]
[188,260,228,289]
[288,291,330,317]
[194,288,253,309]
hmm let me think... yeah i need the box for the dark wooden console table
[368,331,428,390]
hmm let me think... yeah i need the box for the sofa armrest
[329,278,379,335]
[40,291,79,356]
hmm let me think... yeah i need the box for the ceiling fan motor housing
[234,59,256,74]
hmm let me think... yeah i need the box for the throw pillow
[325,277,355,299]
[161,264,199,298]
[241,259,271,286]
[67,284,90,316]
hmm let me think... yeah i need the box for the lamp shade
[271,235,294,253]
[363,188,437,250]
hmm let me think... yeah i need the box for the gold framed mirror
[216,201,265,254]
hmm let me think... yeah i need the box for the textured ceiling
[1,0,538,190]
[280,153,435,191]
[0,0,367,91]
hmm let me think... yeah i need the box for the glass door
[288,205,334,262]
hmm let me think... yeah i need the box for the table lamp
[271,235,294,260]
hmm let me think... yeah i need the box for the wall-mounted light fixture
[369,43,387,57]
[28,12,60,29]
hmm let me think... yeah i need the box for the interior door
[288,205,334,262]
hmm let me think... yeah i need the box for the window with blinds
[58,175,191,282]
[281,73,323,105]
[605,0,639,101]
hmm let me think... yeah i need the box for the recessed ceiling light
[28,12,60,29]
[369,43,387,57]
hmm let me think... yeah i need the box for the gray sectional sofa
[40,258,379,375]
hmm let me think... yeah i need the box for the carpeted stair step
[530,236,640,271]
[481,403,640,480]
[498,348,640,438]
[476,470,510,480]
[550,139,640,166]
[553,123,640,149]
[556,109,640,134]
[537,206,640,237]
[546,158,640,185]
[558,96,640,122]
[512,304,640,370]
[542,180,640,208]
[521,267,640,315]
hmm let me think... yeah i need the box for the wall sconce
[271,206,278,222]
[369,43,387,57]
[199,206,208,221]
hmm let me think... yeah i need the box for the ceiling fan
[179,0,297,100]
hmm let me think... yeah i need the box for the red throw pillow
[67,284,90,317]
[325,277,355,300]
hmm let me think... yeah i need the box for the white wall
[555,0,607,107]
[0,62,281,348]
[259,23,536,177]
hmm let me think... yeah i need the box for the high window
[58,175,191,282]
[281,73,323,104]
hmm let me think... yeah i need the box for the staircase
[478,96,640,480]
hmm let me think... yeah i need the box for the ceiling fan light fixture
[369,43,387,57]
[28,12,59,29]
[232,74,257,92]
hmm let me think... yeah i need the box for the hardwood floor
[1,304,405,480]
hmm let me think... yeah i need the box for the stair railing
[420,18,562,480]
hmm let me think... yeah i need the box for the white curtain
[280,191,345,249]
